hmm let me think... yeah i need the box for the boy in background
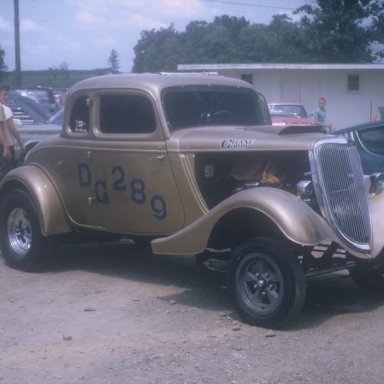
[0,84,24,176]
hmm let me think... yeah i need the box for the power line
[200,0,295,11]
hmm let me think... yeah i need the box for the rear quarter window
[69,96,89,132]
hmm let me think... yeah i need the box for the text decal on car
[77,163,167,220]
[220,138,254,150]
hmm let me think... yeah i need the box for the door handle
[150,154,165,161]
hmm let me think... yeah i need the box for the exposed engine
[195,151,313,208]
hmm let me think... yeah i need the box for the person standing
[0,84,25,174]
[314,97,332,133]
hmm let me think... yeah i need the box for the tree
[59,61,69,71]
[250,15,306,63]
[368,0,384,61]
[131,2,384,71]
[108,49,120,73]
[132,17,252,72]
[295,0,383,63]
[187,16,250,63]
[0,44,7,81]
[133,25,182,72]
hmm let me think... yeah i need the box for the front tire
[0,189,51,271]
[349,263,384,293]
[228,238,306,328]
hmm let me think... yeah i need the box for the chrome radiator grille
[311,140,372,252]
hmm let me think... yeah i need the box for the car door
[50,91,185,235]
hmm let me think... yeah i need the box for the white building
[177,63,384,130]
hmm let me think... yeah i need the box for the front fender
[0,166,71,236]
[366,191,384,259]
[152,187,335,255]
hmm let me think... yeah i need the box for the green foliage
[295,0,376,62]
[108,49,120,73]
[132,0,384,72]
[0,44,7,81]
[133,25,183,72]
[251,15,306,63]
[369,0,384,61]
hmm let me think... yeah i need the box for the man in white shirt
[0,84,24,173]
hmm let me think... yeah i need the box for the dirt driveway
[1,243,384,384]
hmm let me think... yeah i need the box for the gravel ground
[1,242,384,384]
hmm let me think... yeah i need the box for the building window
[347,74,360,92]
[241,74,253,84]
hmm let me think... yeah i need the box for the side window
[100,94,156,134]
[69,96,89,132]
[358,126,384,155]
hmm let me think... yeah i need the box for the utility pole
[14,0,21,87]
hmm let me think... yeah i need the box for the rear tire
[0,189,51,271]
[228,237,306,328]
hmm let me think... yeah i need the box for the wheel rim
[7,208,32,256]
[237,252,284,315]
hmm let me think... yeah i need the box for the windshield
[162,85,263,130]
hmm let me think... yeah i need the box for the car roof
[69,73,255,96]
[337,120,384,134]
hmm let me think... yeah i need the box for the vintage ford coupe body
[1,73,384,328]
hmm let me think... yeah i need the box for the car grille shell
[310,139,372,252]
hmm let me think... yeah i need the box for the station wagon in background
[2,73,384,328]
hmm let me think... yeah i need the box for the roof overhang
[178,63,384,71]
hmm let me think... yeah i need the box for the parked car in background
[7,91,51,125]
[12,87,56,115]
[268,103,318,127]
[379,106,384,121]
[4,95,61,167]
[338,121,384,174]
[46,107,64,125]
[19,108,62,148]
[13,109,63,163]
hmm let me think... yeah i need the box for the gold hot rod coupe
[1,73,384,328]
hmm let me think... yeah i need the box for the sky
[1,0,308,72]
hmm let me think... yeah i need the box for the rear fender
[151,187,335,255]
[0,166,71,236]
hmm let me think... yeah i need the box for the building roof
[178,63,384,71]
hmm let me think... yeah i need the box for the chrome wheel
[0,189,52,271]
[7,207,32,256]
